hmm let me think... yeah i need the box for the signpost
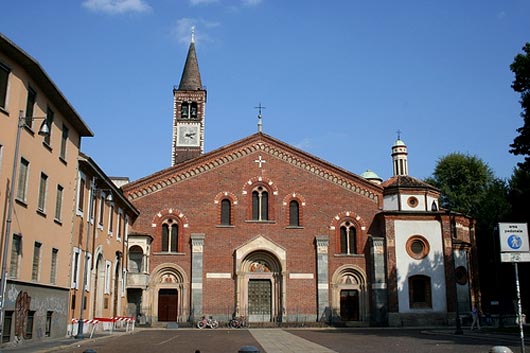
[499,223,529,353]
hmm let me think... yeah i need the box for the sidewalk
[0,331,128,353]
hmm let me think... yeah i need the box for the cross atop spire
[255,103,266,132]
[191,26,195,43]
[396,129,402,140]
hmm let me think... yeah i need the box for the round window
[407,196,419,208]
[406,236,430,260]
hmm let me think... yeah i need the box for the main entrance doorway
[158,289,178,322]
[248,279,272,322]
[340,289,359,321]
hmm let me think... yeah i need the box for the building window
[0,62,10,109]
[128,246,143,273]
[71,247,81,289]
[44,106,54,145]
[50,248,58,284]
[25,311,35,339]
[16,158,29,202]
[407,196,419,208]
[85,253,92,291]
[32,242,42,281]
[3,311,13,342]
[25,86,37,127]
[289,200,300,226]
[98,193,106,228]
[54,185,63,222]
[181,103,189,118]
[38,172,48,212]
[117,209,123,240]
[104,260,112,294]
[252,186,268,221]
[190,102,198,119]
[77,173,86,215]
[60,124,69,160]
[408,275,432,309]
[339,221,357,255]
[45,311,53,337]
[220,199,231,225]
[108,203,114,235]
[406,235,430,260]
[161,220,178,252]
[9,234,21,278]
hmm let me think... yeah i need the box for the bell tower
[172,29,207,165]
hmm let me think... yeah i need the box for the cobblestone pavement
[1,328,528,353]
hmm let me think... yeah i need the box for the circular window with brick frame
[406,235,430,260]
[407,196,419,208]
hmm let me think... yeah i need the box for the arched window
[190,102,198,119]
[408,275,432,308]
[252,186,268,221]
[289,200,300,226]
[181,103,189,119]
[339,221,356,255]
[161,219,179,252]
[128,246,144,273]
[221,199,231,225]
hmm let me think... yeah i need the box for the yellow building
[69,153,138,337]
[0,33,93,341]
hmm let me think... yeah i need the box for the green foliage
[427,152,495,217]
[510,43,530,172]
[509,166,530,224]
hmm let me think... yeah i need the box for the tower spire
[178,28,202,90]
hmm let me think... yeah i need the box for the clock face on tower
[177,124,200,147]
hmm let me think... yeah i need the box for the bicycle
[228,316,247,328]
[197,316,219,329]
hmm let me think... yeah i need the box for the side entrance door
[340,289,359,321]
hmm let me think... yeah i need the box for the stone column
[191,233,205,321]
[315,235,329,322]
[370,236,387,325]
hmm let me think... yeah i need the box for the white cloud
[82,0,152,14]
[172,18,220,45]
[241,0,262,6]
[189,0,219,5]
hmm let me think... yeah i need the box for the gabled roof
[178,41,203,90]
[123,132,383,203]
[0,33,93,137]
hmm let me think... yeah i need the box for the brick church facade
[122,36,478,327]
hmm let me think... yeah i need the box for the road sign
[499,223,530,263]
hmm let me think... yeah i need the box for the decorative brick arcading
[127,141,379,202]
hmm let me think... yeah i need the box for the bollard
[239,345,260,353]
[489,347,513,353]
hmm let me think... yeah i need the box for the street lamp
[75,178,112,339]
[0,111,50,339]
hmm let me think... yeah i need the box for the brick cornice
[124,133,382,202]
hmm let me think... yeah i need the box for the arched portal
[238,251,282,323]
[149,264,189,323]
[331,265,368,323]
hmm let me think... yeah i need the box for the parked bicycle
[197,316,219,329]
[228,315,247,328]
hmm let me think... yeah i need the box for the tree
[426,152,496,217]
[510,43,530,172]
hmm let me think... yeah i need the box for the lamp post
[0,111,49,340]
[75,178,112,339]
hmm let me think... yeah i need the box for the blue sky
[2,0,530,182]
